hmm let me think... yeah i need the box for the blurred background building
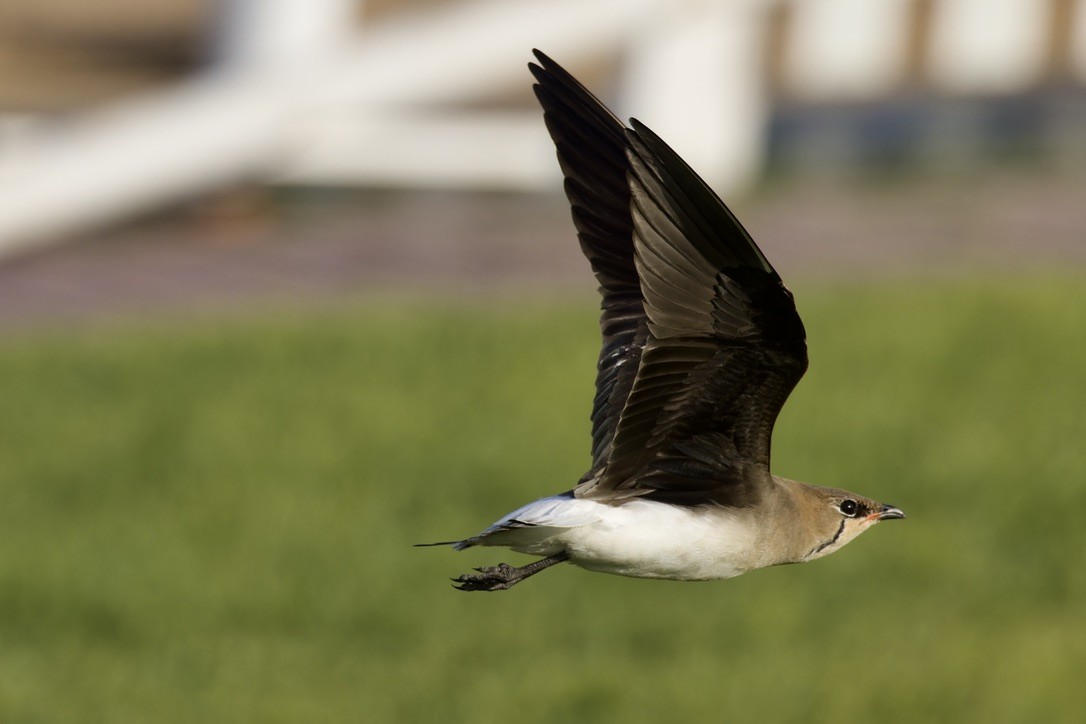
[0,0,1083,324]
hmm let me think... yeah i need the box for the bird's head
[797,485,905,562]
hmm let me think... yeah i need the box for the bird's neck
[757,477,837,564]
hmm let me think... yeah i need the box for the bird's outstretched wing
[581,119,809,507]
[529,50,649,475]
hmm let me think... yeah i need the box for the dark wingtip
[413,541,459,548]
[528,49,547,74]
[624,114,776,275]
[623,118,658,160]
[625,117,657,146]
[528,50,552,87]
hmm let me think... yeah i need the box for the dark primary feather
[529,49,649,475]
[586,120,808,507]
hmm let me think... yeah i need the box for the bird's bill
[871,504,906,521]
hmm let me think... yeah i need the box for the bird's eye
[839,499,859,517]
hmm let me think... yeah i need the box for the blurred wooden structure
[0,0,1084,254]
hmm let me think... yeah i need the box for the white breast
[541,498,762,581]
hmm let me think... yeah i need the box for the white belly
[502,497,762,581]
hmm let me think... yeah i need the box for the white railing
[0,0,1081,255]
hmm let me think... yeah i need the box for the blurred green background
[3,1,1086,721]
[1,274,1083,722]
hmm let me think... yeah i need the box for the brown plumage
[421,51,905,592]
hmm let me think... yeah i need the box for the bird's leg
[452,552,569,592]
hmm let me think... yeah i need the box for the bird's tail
[413,540,473,550]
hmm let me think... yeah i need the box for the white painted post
[928,0,1051,94]
[621,0,772,195]
[211,0,359,72]
[783,0,912,101]
[1071,0,1086,81]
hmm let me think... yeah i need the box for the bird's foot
[452,563,522,592]
[450,553,568,592]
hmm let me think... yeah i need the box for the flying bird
[421,50,904,591]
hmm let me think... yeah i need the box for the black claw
[451,563,520,592]
[448,553,567,592]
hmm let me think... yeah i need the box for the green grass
[1,275,1084,723]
